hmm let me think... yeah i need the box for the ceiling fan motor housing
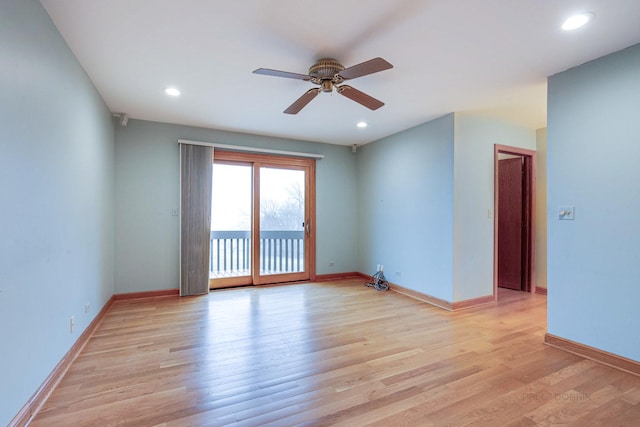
[309,58,345,90]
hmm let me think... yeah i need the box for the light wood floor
[31,279,640,426]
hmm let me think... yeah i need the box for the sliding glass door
[209,151,315,289]
[209,162,253,288]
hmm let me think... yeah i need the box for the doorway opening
[494,144,536,297]
[209,150,316,289]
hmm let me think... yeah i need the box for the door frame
[493,144,536,296]
[210,150,316,288]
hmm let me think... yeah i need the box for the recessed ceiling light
[357,121,368,128]
[165,87,181,96]
[562,12,594,31]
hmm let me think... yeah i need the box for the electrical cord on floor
[365,270,389,291]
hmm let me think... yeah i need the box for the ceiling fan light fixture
[562,12,593,31]
[320,80,334,92]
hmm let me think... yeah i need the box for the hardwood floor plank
[29,281,640,426]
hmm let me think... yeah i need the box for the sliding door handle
[305,218,310,237]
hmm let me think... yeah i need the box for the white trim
[178,139,324,159]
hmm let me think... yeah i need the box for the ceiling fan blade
[284,88,320,114]
[338,57,393,80]
[337,85,385,110]
[253,68,311,80]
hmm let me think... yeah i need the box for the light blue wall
[547,43,640,361]
[0,1,114,425]
[356,114,455,301]
[115,120,358,293]
[355,112,536,304]
[453,113,536,301]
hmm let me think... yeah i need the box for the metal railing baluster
[209,230,303,277]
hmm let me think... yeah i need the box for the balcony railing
[210,230,305,278]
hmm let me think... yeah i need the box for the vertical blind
[179,143,213,296]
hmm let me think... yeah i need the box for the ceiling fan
[253,57,393,114]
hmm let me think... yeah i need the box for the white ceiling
[41,0,640,146]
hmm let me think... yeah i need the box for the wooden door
[498,157,524,290]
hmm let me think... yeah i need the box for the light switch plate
[558,206,575,220]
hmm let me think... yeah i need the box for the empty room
[2,1,640,425]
